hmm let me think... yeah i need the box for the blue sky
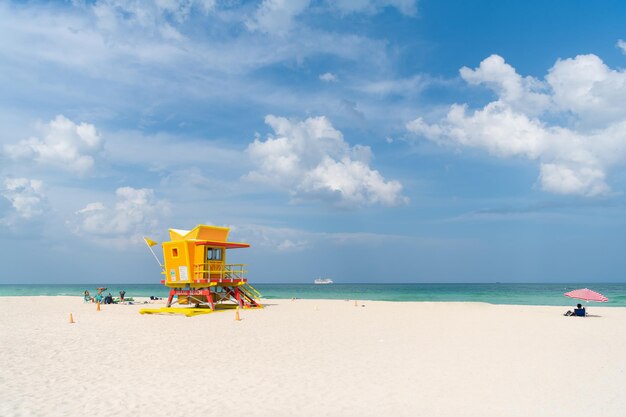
[2,0,626,283]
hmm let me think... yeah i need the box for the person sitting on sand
[94,289,104,304]
[574,303,586,316]
[83,290,93,303]
[104,293,114,304]
[564,303,586,317]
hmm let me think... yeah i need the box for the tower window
[207,248,222,261]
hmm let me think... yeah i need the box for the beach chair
[573,308,586,317]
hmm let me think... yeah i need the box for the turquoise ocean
[1,283,625,307]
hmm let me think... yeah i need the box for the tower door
[205,247,224,279]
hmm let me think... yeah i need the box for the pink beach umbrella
[564,288,608,303]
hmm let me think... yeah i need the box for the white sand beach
[1,297,625,417]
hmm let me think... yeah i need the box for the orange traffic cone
[235,306,241,321]
[69,313,75,324]
[96,301,101,311]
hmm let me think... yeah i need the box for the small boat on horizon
[314,278,333,285]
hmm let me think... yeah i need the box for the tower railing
[192,263,247,282]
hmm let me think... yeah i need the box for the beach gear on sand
[140,307,214,317]
[563,288,607,317]
[564,288,608,302]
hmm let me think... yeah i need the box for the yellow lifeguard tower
[142,224,262,315]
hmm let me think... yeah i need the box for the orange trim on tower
[194,240,250,249]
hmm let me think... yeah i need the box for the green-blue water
[1,283,625,307]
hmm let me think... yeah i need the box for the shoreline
[0,294,623,309]
[2,283,624,307]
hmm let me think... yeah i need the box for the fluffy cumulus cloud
[73,187,169,246]
[458,55,550,115]
[4,115,102,174]
[246,115,407,207]
[408,52,626,197]
[1,178,46,221]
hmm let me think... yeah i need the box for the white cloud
[459,54,550,115]
[408,103,549,159]
[539,163,609,196]
[0,0,406,129]
[246,115,407,207]
[319,72,338,82]
[276,238,308,251]
[1,178,46,220]
[73,186,169,246]
[408,53,626,197]
[358,74,429,97]
[299,156,406,205]
[246,0,311,35]
[4,115,102,174]
[546,54,626,127]
[617,39,626,55]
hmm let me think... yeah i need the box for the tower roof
[168,225,249,248]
